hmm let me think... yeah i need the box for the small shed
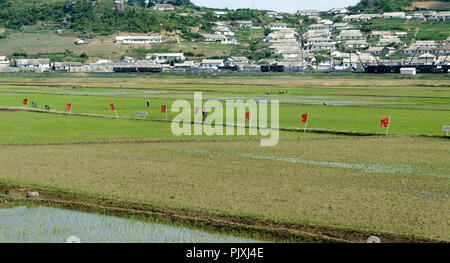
[400,68,416,75]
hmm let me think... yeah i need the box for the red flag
[246,111,252,121]
[23,98,28,105]
[194,107,200,115]
[381,117,390,128]
[301,113,309,123]
[161,105,167,113]
[110,103,116,111]
[66,103,72,111]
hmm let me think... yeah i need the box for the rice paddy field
[0,73,448,243]
[0,206,263,243]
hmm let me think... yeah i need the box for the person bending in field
[202,107,207,122]
[147,98,150,108]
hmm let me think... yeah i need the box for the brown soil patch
[413,1,450,10]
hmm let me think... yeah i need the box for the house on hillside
[52,62,82,72]
[337,30,364,41]
[191,11,206,18]
[200,59,224,69]
[343,40,369,49]
[309,42,336,51]
[402,46,434,55]
[234,21,254,28]
[306,24,330,31]
[15,59,51,71]
[303,30,331,39]
[370,31,394,39]
[330,23,353,31]
[412,40,438,48]
[435,45,450,55]
[151,4,175,11]
[377,36,405,46]
[366,47,385,55]
[213,11,228,17]
[433,11,450,21]
[343,14,380,22]
[327,8,349,15]
[200,34,237,45]
[145,53,185,64]
[383,12,407,19]
[265,11,283,19]
[412,11,436,20]
[208,27,234,36]
[211,22,231,30]
[115,36,165,44]
[296,10,318,16]
[267,23,288,30]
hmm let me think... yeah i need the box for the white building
[267,23,288,30]
[434,11,450,21]
[337,30,364,41]
[0,56,10,67]
[377,36,404,46]
[296,10,318,16]
[115,36,165,44]
[201,59,224,69]
[400,68,416,75]
[209,27,234,36]
[151,4,174,11]
[213,11,228,17]
[383,12,407,19]
[145,53,185,64]
[306,24,330,31]
[310,42,336,50]
[52,62,82,71]
[200,34,237,45]
[343,40,368,49]
[330,23,353,30]
[265,12,283,19]
[327,8,349,14]
[234,21,254,28]
[15,59,51,69]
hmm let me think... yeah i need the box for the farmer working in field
[202,107,207,122]
[147,98,150,108]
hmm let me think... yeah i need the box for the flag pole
[113,102,118,119]
[386,116,390,136]
[304,112,310,133]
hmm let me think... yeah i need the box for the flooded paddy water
[0,206,264,243]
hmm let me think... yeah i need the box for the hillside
[350,0,450,12]
[0,0,199,34]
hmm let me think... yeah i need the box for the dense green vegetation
[0,0,200,36]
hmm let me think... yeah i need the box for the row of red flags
[22,98,390,127]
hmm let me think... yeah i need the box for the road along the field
[0,136,448,241]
